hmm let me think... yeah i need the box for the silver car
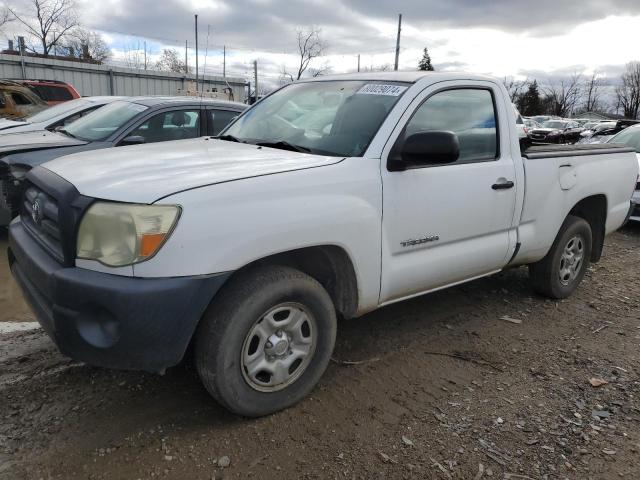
[0,96,125,135]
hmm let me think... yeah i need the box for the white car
[9,72,638,417]
[0,96,125,135]
[513,105,528,139]
[608,124,640,221]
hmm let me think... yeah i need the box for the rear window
[30,85,74,102]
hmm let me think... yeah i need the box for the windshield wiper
[255,140,311,153]
[215,134,246,143]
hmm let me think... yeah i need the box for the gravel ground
[1,225,639,480]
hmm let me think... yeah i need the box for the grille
[21,185,64,263]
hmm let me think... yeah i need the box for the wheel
[529,215,592,299]
[195,265,337,417]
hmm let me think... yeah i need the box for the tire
[195,265,337,417]
[529,215,592,299]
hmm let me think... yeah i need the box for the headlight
[77,202,180,267]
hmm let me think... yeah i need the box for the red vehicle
[11,79,80,105]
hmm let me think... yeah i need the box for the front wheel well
[567,194,607,262]
[231,246,359,319]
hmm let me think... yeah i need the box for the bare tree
[283,27,327,81]
[615,62,640,119]
[308,61,331,77]
[503,77,528,104]
[543,73,583,117]
[581,72,604,113]
[155,48,187,73]
[122,41,146,69]
[64,28,110,62]
[1,6,12,31]
[8,0,79,55]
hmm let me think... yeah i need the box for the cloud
[342,0,640,35]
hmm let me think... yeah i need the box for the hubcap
[558,235,585,286]
[241,303,317,392]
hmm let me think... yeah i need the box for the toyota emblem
[31,199,42,225]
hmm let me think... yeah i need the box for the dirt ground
[1,225,639,480]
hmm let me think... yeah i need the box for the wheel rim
[558,234,585,286]
[241,302,317,392]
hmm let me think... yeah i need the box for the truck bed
[522,143,635,160]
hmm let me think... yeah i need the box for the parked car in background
[607,124,640,222]
[0,80,47,119]
[529,120,583,143]
[7,71,637,417]
[524,118,541,130]
[11,79,81,105]
[530,115,555,124]
[578,120,640,145]
[514,106,528,139]
[0,96,125,135]
[572,118,597,127]
[581,121,608,131]
[0,97,246,225]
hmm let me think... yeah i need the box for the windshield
[222,80,409,156]
[608,127,640,152]
[542,121,568,129]
[65,100,149,141]
[25,98,89,123]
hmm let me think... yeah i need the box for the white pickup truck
[8,72,638,417]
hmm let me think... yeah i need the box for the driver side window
[128,109,201,144]
[405,89,499,164]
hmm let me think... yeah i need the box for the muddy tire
[195,265,337,417]
[529,215,592,299]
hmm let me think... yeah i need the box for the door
[380,83,518,303]
[122,108,202,144]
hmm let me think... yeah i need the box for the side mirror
[389,131,460,171]
[120,135,146,146]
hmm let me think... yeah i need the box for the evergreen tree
[520,80,542,116]
[418,48,434,71]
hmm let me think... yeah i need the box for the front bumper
[8,220,230,372]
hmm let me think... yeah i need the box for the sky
[4,0,640,93]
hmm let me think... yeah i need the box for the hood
[0,130,88,154]
[0,119,26,131]
[43,138,344,203]
[532,128,560,134]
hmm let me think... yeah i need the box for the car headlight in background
[77,202,180,267]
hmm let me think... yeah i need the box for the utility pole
[194,14,199,93]
[18,36,26,79]
[185,40,188,74]
[144,41,147,70]
[253,60,258,104]
[357,54,360,72]
[394,13,402,71]
[223,45,226,77]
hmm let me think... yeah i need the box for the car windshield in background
[222,80,409,157]
[608,127,640,152]
[542,121,567,129]
[64,101,149,141]
[24,98,89,123]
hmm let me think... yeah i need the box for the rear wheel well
[232,246,359,319]
[568,195,607,262]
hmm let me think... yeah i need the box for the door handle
[492,180,515,190]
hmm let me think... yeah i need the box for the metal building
[0,53,247,102]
